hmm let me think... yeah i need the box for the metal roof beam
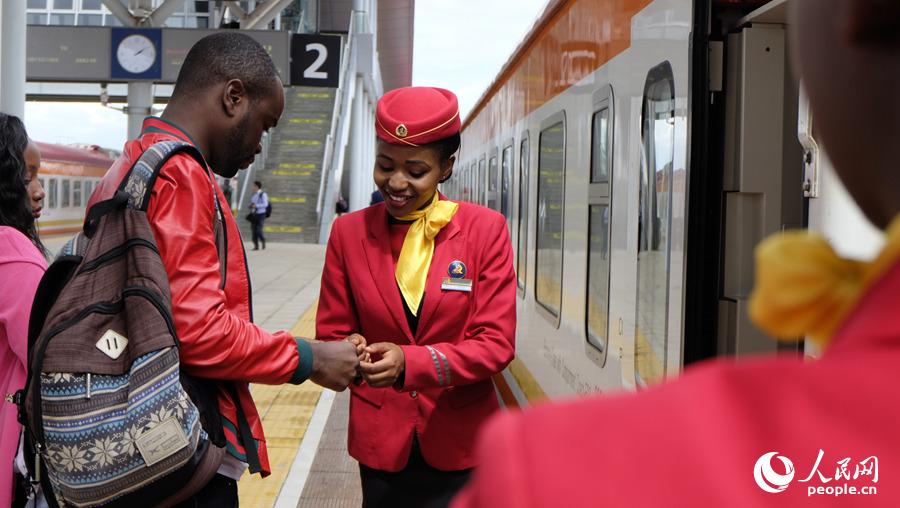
[223,1,247,19]
[242,0,294,30]
[148,0,186,27]
[101,0,137,27]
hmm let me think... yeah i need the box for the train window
[477,158,486,205]
[62,179,71,208]
[84,180,93,202]
[586,86,614,357]
[635,62,676,386]
[535,116,565,321]
[587,205,611,350]
[591,108,610,183]
[73,180,82,208]
[501,145,512,225]
[517,136,530,291]
[47,178,57,209]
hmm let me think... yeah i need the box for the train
[33,142,115,237]
[447,0,885,404]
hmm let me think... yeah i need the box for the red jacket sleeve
[316,216,360,341]
[400,213,516,390]
[450,411,530,508]
[147,156,306,384]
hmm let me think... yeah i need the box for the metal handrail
[237,131,271,214]
[316,13,358,219]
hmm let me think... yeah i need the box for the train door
[487,151,499,211]
[634,63,677,386]
[501,144,513,229]
[711,1,806,357]
[477,157,487,206]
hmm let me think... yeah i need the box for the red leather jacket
[87,117,311,476]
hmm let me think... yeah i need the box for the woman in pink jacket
[0,113,47,506]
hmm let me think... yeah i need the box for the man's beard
[218,113,254,178]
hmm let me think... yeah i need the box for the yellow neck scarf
[749,216,900,348]
[395,193,459,315]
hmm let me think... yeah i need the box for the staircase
[239,86,336,243]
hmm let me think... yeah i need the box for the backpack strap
[120,140,207,211]
[225,383,263,474]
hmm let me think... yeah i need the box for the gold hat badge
[395,124,408,138]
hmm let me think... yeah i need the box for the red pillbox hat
[376,86,461,146]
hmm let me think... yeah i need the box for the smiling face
[373,140,454,218]
[23,141,44,219]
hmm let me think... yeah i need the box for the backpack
[16,141,227,507]
[265,195,272,218]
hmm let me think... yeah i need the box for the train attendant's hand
[345,333,370,363]
[359,342,406,388]
[308,340,359,391]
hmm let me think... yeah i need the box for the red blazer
[317,201,516,472]
[454,259,900,507]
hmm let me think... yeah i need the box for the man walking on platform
[250,180,268,250]
[87,32,359,507]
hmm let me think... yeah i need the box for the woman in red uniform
[316,86,516,507]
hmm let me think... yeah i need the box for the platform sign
[290,34,341,88]
[26,27,289,84]
[26,26,110,82]
[162,29,290,83]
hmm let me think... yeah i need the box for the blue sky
[24,0,549,150]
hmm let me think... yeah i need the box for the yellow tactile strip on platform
[238,300,322,508]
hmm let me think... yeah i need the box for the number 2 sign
[290,34,341,87]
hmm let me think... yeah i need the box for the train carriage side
[35,142,113,236]
[456,0,694,400]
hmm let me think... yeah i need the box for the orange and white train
[34,142,115,237]
[448,0,883,405]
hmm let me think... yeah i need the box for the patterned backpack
[17,141,226,507]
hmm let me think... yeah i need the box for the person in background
[0,114,47,507]
[249,180,268,250]
[317,87,516,507]
[221,177,234,214]
[335,194,349,217]
[86,33,359,506]
[453,1,900,506]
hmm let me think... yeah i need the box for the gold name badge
[441,277,473,292]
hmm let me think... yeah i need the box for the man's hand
[346,333,369,363]
[308,340,359,391]
[359,342,405,388]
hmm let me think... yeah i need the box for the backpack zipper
[77,238,159,275]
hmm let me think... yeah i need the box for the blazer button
[410,391,418,398]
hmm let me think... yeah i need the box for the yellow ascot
[749,216,900,348]
[395,193,458,315]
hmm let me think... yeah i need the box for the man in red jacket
[454,1,900,506]
[88,33,359,506]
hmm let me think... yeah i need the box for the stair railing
[236,131,272,214]
[316,11,359,241]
